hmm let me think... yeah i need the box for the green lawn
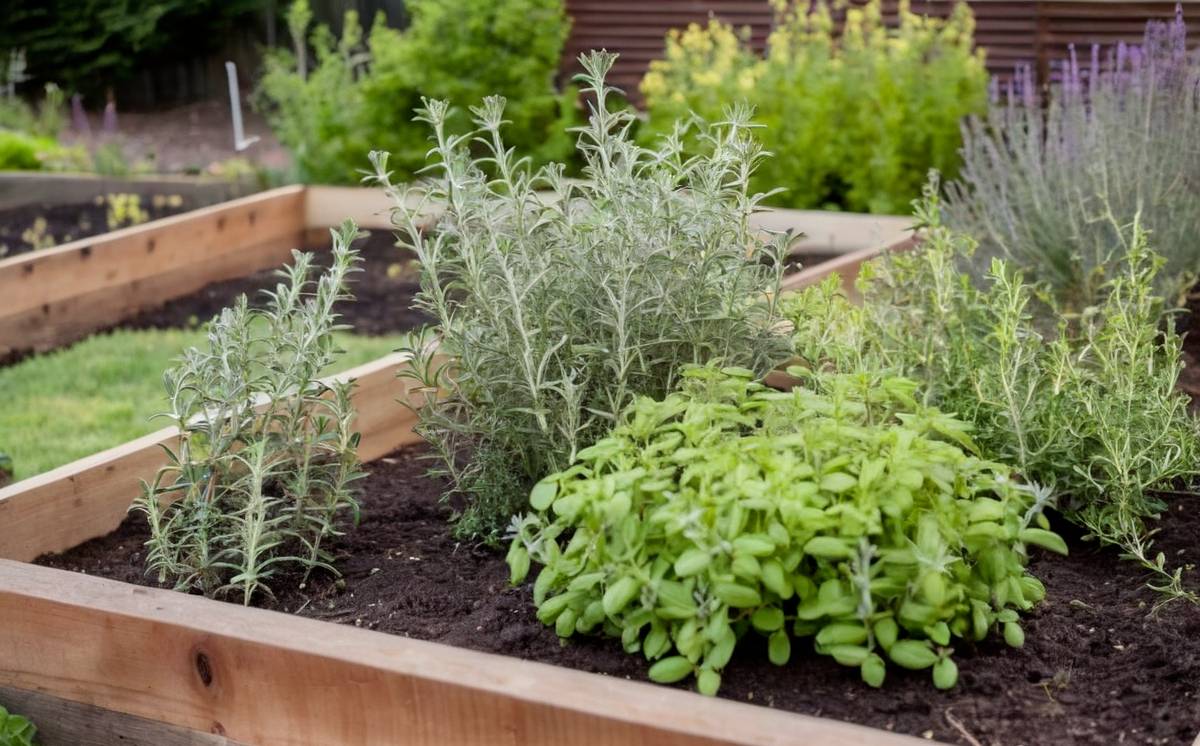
[0,329,405,481]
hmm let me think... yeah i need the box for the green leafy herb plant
[376,52,793,542]
[0,704,35,746]
[133,221,366,604]
[508,364,1063,694]
[785,180,1200,607]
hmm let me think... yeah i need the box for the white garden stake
[225,61,260,151]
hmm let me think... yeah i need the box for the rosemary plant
[784,182,1200,607]
[134,221,366,604]
[374,52,792,541]
[945,12,1200,309]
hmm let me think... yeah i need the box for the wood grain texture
[0,686,244,746]
[0,560,932,746]
[0,186,307,356]
[780,234,919,297]
[0,352,423,563]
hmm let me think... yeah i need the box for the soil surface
[0,199,192,258]
[1177,291,1200,403]
[40,444,1200,746]
[120,230,427,337]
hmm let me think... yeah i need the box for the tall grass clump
[640,0,987,214]
[374,52,793,542]
[945,11,1200,309]
[785,181,1200,607]
[134,222,366,604]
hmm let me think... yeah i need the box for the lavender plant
[134,221,366,604]
[785,183,1200,607]
[945,11,1200,309]
[374,52,792,542]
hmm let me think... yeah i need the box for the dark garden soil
[118,230,428,337]
[1176,291,1200,402]
[39,443,1200,746]
[0,199,192,258]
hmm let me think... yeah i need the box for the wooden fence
[563,0,1200,101]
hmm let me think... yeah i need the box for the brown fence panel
[564,1,1200,101]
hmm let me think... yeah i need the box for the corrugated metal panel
[565,1,1200,101]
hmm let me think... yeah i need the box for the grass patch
[0,329,406,481]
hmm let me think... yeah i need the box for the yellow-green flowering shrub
[640,0,987,214]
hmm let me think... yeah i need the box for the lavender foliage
[945,9,1200,309]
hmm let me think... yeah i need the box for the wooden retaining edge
[0,685,242,746]
[0,351,423,563]
[0,185,307,356]
[0,560,926,746]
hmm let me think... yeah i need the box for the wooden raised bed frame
[0,183,909,358]
[0,190,924,745]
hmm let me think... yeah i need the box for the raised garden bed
[4,235,1198,745]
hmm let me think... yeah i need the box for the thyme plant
[945,12,1200,309]
[134,221,366,604]
[785,184,1200,607]
[375,52,792,541]
[508,365,1062,694]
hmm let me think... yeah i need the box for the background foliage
[0,0,265,100]
[640,0,987,214]
[257,0,577,184]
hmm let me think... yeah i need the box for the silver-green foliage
[375,52,792,541]
[944,16,1200,309]
[785,186,1200,607]
[134,221,366,604]
[507,364,1062,694]
[0,705,35,746]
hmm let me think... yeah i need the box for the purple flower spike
[71,94,90,136]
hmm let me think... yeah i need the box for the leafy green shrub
[0,82,65,139]
[507,364,1061,694]
[0,0,265,98]
[784,183,1200,606]
[639,0,987,214]
[944,14,1200,310]
[0,128,85,172]
[0,131,47,170]
[134,221,365,604]
[0,705,35,746]
[256,0,576,185]
[378,53,792,541]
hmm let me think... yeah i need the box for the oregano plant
[374,52,792,541]
[507,364,1063,694]
[134,221,366,604]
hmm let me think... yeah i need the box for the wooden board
[0,172,250,211]
[0,686,244,746]
[0,351,424,563]
[780,235,919,298]
[0,186,307,356]
[0,560,928,746]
